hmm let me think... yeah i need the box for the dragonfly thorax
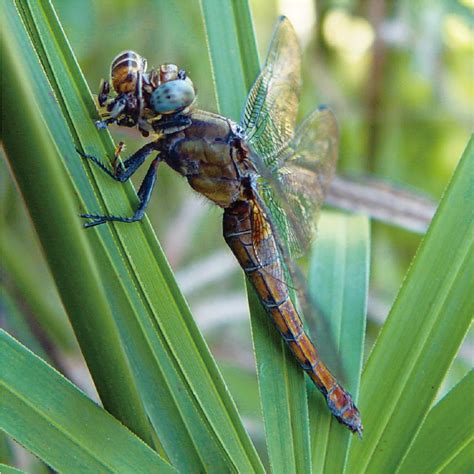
[155,110,257,208]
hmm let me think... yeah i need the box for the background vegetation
[1,0,472,472]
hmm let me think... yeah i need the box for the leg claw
[95,120,108,129]
[80,213,108,228]
[80,212,140,228]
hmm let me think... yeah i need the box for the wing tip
[276,15,297,37]
[316,104,338,126]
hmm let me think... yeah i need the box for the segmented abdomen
[223,199,363,435]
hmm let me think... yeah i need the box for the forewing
[256,106,339,257]
[240,16,301,166]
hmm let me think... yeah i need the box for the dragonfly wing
[240,16,301,166]
[256,106,339,258]
[240,17,342,380]
[252,108,343,382]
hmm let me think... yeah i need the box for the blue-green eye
[150,79,195,113]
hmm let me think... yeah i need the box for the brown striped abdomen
[223,200,363,435]
[110,50,147,94]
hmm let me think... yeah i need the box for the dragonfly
[79,16,363,436]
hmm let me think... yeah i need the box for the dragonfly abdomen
[224,201,325,368]
[223,199,363,436]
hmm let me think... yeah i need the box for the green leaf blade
[249,284,312,473]
[308,213,369,473]
[398,371,474,474]
[347,137,474,472]
[0,464,27,474]
[439,440,474,474]
[0,330,176,474]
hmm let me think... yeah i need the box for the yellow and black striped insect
[96,50,195,136]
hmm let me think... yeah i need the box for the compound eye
[150,79,196,113]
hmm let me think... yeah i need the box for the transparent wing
[240,16,301,165]
[251,108,342,381]
[255,106,339,258]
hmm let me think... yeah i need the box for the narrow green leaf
[308,213,369,473]
[200,3,312,472]
[6,0,264,470]
[0,464,26,474]
[0,431,14,466]
[199,0,252,120]
[250,285,312,473]
[439,440,474,474]
[398,371,474,473]
[347,137,474,472]
[7,1,209,459]
[230,2,260,89]
[0,330,175,473]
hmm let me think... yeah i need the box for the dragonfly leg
[81,156,160,228]
[77,141,156,182]
[115,142,157,181]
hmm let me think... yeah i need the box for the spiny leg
[81,157,161,228]
[77,141,156,182]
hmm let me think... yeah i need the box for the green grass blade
[347,137,474,472]
[200,3,312,472]
[1,2,153,446]
[249,286,312,473]
[0,330,175,473]
[0,464,26,474]
[308,213,369,473]
[4,0,264,470]
[439,440,474,474]
[0,430,14,465]
[9,0,205,458]
[200,0,261,115]
[397,371,474,473]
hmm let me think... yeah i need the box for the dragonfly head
[149,63,196,114]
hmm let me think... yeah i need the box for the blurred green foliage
[1,0,472,469]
